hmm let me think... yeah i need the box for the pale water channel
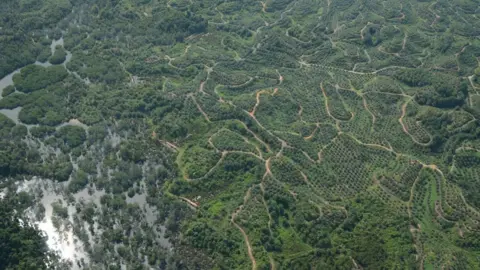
[0,36,89,130]
[0,105,89,132]
[0,37,76,100]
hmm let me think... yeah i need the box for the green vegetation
[1,0,480,269]
[0,194,57,269]
[1,85,16,97]
[13,65,68,93]
[49,46,67,65]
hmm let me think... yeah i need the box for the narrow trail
[467,75,479,94]
[374,176,407,203]
[409,223,423,264]
[183,45,191,56]
[179,196,199,208]
[188,94,211,122]
[458,192,480,218]
[429,1,441,28]
[351,257,363,270]
[286,28,311,44]
[207,128,266,161]
[244,108,292,153]
[434,200,455,223]
[208,128,264,157]
[399,99,432,146]
[260,1,267,13]
[213,6,227,24]
[164,55,183,70]
[263,158,273,179]
[346,133,446,191]
[230,129,266,158]
[276,70,284,84]
[260,183,274,235]
[227,77,254,89]
[320,83,335,123]
[362,96,376,130]
[239,121,272,153]
[214,85,227,103]
[158,139,179,151]
[317,136,338,163]
[300,171,313,187]
[198,80,208,95]
[320,82,345,131]
[430,14,440,28]
[346,133,393,153]
[456,146,480,153]
[304,124,318,140]
[399,99,410,134]
[332,24,345,35]
[360,23,370,41]
[455,45,468,72]
[249,83,280,117]
[423,164,444,179]
[255,145,264,159]
[300,171,347,215]
[402,33,408,51]
[183,151,226,181]
[364,49,372,64]
[300,171,330,206]
[161,77,169,92]
[408,175,421,218]
[276,139,290,158]
[378,46,400,57]
[269,255,276,270]
[208,135,219,152]
[300,61,406,76]
[302,151,318,163]
[364,90,412,99]
[231,188,257,270]
[249,90,270,117]
[228,150,264,161]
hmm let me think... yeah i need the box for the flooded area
[17,178,91,269]
[0,37,74,100]
[0,107,88,132]
[0,107,21,124]
[1,42,173,266]
[0,68,21,98]
[51,37,64,54]
[13,171,171,268]
[126,188,172,249]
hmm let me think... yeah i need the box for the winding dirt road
[231,188,257,270]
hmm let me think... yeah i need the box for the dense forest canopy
[1,0,480,269]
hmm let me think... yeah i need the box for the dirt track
[231,188,257,270]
